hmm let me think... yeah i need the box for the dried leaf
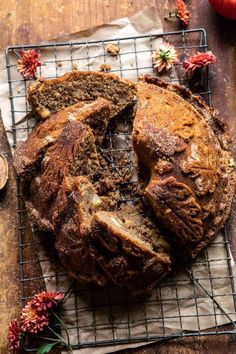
[0,154,9,190]
[36,342,58,354]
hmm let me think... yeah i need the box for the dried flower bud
[175,0,190,26]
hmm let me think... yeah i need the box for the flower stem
[48,325,73,353]
[37,335,60,342]
[52,311,71,351]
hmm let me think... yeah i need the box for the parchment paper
[0,7,235,354]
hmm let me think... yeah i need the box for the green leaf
[36,342,59,354]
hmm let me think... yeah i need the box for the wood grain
[0,113,20,353]
[0,121,57,352]
[0,0,156,49]
[118,334,236,354]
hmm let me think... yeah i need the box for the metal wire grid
[5,29,236,351]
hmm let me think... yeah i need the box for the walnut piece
[72,63,78,71]
[99,63,112,72]
[0,154,8,190]
[106,43,120,56]
[56,61,63,67]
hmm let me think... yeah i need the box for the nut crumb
[72,63,78,70]
[56,61,63,67]
[106,44,120,56]
[99,63,112,72]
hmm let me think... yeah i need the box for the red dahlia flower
[31,291,65,312]
[8,319,22,354]
[175,0,190,26]
[183,51,217,73]
[17,49,41,79]
[20,302,49,334]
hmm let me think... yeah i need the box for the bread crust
[24,120,100,232]
[14,98,111,179]
[133,76,236,259]
[89,210,171,292]
[55,176,109,286]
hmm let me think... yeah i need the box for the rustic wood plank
[0,114,48,352]
[118,333,236,354]
[0,113,20,353]
[0,0,155,49]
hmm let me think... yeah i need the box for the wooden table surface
[0,1,236,353]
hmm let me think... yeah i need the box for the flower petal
[152,43,179,72]
[17,50,41,79]
[175,0,190,26]
[183,51,216,73]
[8,319,22,354]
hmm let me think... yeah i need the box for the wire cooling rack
[5,29,236,352]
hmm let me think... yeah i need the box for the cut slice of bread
[14,97,111,179]
[55,175,110,286]
[28,71,137,120]
[89,205,171,292]
[25,120,101,232]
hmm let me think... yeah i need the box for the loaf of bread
[14,71,235,292]
[133,75,236,260]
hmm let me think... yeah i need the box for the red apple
[208,0,236,20]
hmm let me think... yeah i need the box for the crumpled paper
[0,6,235,354]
